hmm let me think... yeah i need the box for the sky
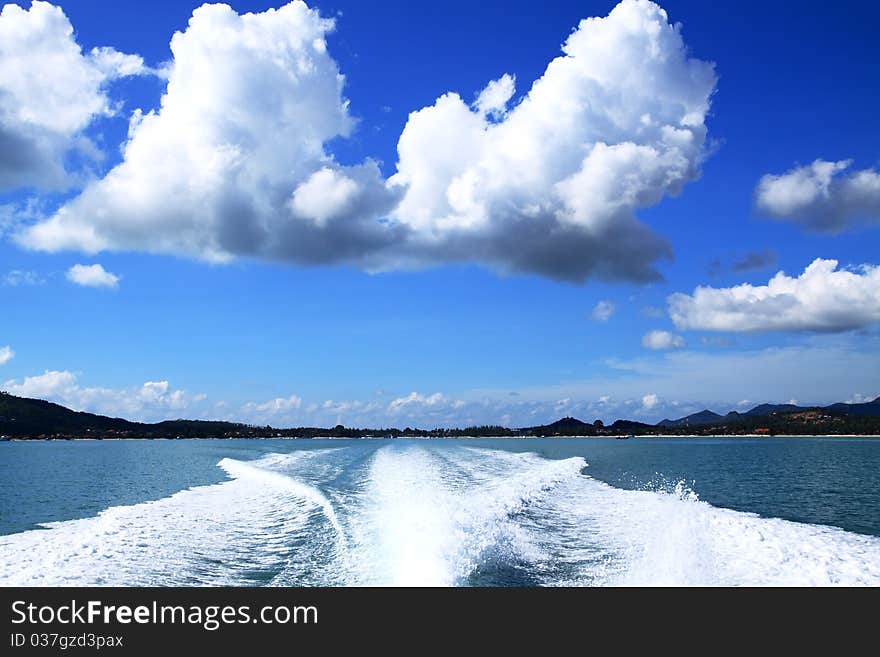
[1,0,879,428]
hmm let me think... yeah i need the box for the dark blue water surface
[2,437,878,537]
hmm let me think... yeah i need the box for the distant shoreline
[5,434,880,442]
[5,392,880,441]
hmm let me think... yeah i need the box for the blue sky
[1,0,879,427]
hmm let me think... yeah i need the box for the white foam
[0,453,345,586]
[218,457,346,546]
[2,444,879,587]
[524,476,880,586]
[342,444,586,586]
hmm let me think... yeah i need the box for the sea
[1,437,879,586]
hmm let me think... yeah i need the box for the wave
[218,457,346,547]
[0,452,345,586]
[523,475,880,586]
[1,444,879,586]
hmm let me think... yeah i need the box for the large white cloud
[1,370,205,422]
[17,1,402,264]
[755,159,880,231]
[386,0,716,280]
[0,1,151,191]
[668,258,880,332]
[18,0,716,283]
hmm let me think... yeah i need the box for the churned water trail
[1,441,879,586]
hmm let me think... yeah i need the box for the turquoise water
[1,437,879,585]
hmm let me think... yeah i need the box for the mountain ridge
[659,397,880,428]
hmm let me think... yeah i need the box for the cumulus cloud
[239,394,303,424]
[642,330,685,349]
[386,0,716,281]
[66,263,119,288]
[236,392,470,427]
[1,370,205,422]
[641,393,659,410]
[88,46,154,79]
[245,395,303,414]
[668,258,880,332]
[473,73,515,119]
[17,1,401,264]
[0,1,151,191]
[755,159,880,231]
[19,0,716,283]
[591,300,616,321]
[0,345,13,365]
[387,391,452,414]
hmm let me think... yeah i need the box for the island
[2,391,879,440]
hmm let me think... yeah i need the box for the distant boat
[616,434,633,440]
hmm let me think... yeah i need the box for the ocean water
[1,437,879,586]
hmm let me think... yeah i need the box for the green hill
[0,392,260,439]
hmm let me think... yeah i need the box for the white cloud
[247,395,303,414]
[289,167,363,227]
[17,1,400,263]
[240,394,303,423]
[642,330,685,350]
[846,392,879,404]
[19,0,716,284]
[591,300,616,322]
[473,73,515,119]
[0,1,151,191]
[476,333,880,422]
[387,391,449,414]
[1,370,204,422]
[66,263,119,288]
[4,339,879,428]
[387,0,716,281]
[668,258,880,332]
[755,159,880,231]
[0,345,13,365]
[3,369,76,398]
[87,46,152,79]
[0,198,43,239]
[2,270,43,286]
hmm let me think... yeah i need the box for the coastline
[6,434,880,442]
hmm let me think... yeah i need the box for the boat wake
[2,443,879,586]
